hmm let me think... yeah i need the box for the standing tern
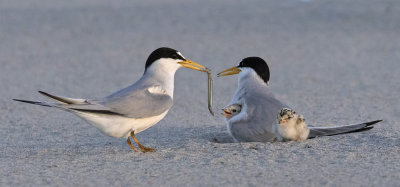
[217,57,382,142]
[14,47,208,152]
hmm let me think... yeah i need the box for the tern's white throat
[237,68,268,90]
[143,58,182,97]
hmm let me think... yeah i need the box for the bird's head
[144,47,207,74]
[217,57,270,85]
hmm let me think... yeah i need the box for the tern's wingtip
[365,120,383,126]
[13,99,35,104]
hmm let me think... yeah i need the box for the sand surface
[1,0,399,186]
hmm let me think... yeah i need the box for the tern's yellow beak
[217,66,241,77]
[178,59,208,72]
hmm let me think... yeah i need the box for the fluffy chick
[276,108,309,141]
[221,104,242,120]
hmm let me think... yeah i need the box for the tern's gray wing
[99,84,173,118]
[230,89,288,142]
[38,91,88,104]
[18,84,173,118]
[14,91,113,113]
[308,120,382,138]
[13,97,115,114]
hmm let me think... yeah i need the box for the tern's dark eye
[232,109,236,112]
[171,54,180,59]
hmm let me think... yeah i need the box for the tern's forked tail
[13,91,88,108]
[307,120,382,139]
[13,99,53,107]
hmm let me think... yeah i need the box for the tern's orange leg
[130,131,155,153]
[126,138,138,152]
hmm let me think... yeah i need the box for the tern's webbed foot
[130,131,155,153]
[137,144,156,153]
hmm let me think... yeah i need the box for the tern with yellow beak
[218,57,382,142]
[14,47,208,152]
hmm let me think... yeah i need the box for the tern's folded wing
[230,90,288,142]
[308,120,382,138]
[99,85,173,118]
[38,91,88,104]
[247,94,287,142]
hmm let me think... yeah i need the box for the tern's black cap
[145,47,185,72]
[238,57,270,84]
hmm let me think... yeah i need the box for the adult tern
[14,47,208,152]
[217,57,382,142]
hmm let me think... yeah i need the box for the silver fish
[206,69,214,116]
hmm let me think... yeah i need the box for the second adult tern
[217,57,382,142]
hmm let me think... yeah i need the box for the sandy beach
[1,0,399,186]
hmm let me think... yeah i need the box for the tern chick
[275,108,309,142]
[221,104,242,120]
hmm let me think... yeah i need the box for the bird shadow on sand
[12,121,392,157]
[5,124,236,157]
[10,124,393,158]
[147,122,398,146]
[140,124,236,146]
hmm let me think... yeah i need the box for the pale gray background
[1,0,399,186]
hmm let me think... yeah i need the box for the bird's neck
[237,69,268,91]
[143,64,180,97]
